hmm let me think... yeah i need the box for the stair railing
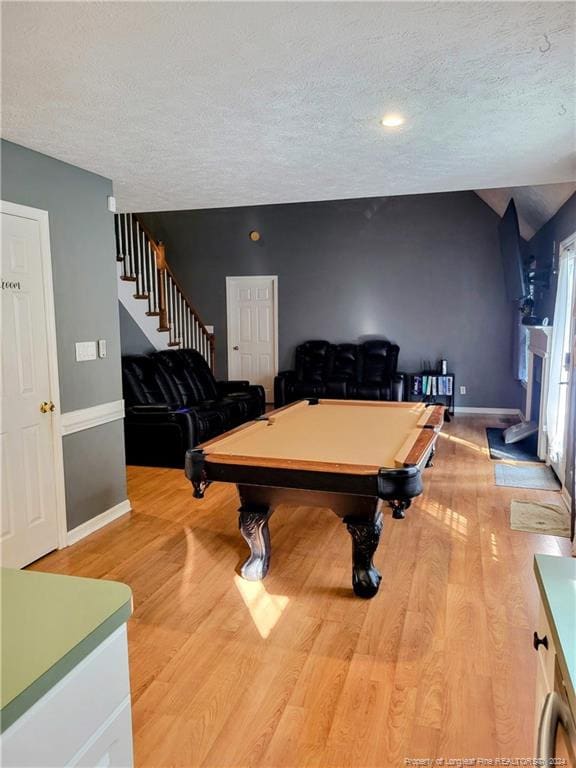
[114,213,215,369]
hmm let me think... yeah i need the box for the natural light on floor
[234,575,290,639]
[437,431,490,457]
[179,527,197,599]
[423,500,469,538]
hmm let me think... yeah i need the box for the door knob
[40,401,55,414]
[233,345,239,351]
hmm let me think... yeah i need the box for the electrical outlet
[460,385,467,395]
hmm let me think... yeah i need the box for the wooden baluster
[179,293,184,347]
[168,278,174,344]
[174,286,180,342]
[155,243,168,331]
[174,283,179,345]
[127,214,134,278]
[131,214,138,280]
[134,220,144,297]
[122,214,130,277]
[209,334,215,371]
[172,284,179,345]
[141,229,150,303]
[173,282,179,345]
[146,241,155,315]
[151,243,159,315]
[173,287,179,345]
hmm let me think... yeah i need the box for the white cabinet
[1,626,133,768]
[533,598,576,765]
[533,602,556,750]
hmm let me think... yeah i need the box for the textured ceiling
[476,182,576,239]
[2,2,575,212]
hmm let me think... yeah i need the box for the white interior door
[226,276,278,403]
[1,207,61,567]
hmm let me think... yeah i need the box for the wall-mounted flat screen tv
[498,199,526,301]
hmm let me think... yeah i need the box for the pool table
[185,399,444,597]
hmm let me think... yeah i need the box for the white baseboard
[560,487,572,514]
[61,400,125,436]
[66,499,131,546]
[454,407,522,416]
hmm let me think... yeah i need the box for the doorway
[1,201,66,568]
[546,233,576,485]
[226,276,278,404]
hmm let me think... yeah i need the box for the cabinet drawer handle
[533,631,548,651]
[537,691,576,761]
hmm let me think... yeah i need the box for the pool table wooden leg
[238,496,272,581]
[345,508,383,598]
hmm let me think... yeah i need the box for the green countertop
[534,554,576,710]
[0,568,132,733]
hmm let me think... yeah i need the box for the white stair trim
[117,261,171,351]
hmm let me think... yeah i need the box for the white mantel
[525,325,553,460]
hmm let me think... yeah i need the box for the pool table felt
[199,400,444,473]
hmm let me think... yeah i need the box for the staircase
[114,213,214,368]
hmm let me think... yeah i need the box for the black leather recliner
[122,349,265,467]
[274,339,402,407]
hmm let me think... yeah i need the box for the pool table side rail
[185,450,424,501]
[400,428,438,468]
[419,405,445,430]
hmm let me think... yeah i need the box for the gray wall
[141,191,522,409]
[119,302,155,356]
[1,139,127,530]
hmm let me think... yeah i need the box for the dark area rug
[486,427,542,462]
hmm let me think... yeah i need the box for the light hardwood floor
[31,416,570,767]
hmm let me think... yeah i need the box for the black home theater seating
[122,350,265,467]
[274,339,403,407]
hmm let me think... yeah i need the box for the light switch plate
[98,339,107,358]
[75,341,97,362]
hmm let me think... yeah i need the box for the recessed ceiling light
[381,114,405,128]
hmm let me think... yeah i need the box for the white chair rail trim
[60,399,125,436]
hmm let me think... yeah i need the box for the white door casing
[1,202,66,567]
[547,233,576,484]
[226,276,278,403]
